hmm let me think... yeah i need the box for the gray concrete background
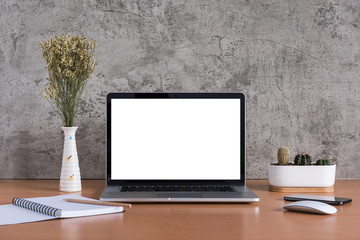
[0,0,359,179]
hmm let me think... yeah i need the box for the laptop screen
[110,96,242,180]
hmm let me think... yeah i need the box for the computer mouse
[283,200,337,215]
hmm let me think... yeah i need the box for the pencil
[64,198,132,208]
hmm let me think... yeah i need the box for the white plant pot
[268,164,336,187]
[59,127,82,192]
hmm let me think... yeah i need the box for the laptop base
[100,185,259,203]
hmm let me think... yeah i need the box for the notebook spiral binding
[12,197,62,217]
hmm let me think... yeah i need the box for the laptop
[100,92,259,202]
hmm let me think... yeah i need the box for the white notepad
[0,194,124,226]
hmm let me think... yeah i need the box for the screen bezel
[106,92,246,186]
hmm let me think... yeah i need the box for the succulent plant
[316,159,330,165]
[294,153,312,165]
[277,146,290,165]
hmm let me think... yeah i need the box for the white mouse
[284,200,337,215]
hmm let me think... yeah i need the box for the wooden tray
[269,185,334,192]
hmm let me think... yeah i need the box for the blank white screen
[111,99,241,180]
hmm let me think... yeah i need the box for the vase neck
[61,127,78,133]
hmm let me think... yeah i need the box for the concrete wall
[1,0,359,179]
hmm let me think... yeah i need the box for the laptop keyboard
[121,185,234,192]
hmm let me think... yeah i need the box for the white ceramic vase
[60,127,82,192]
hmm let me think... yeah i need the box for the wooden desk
[0,180,359,240]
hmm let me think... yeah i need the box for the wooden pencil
[64,198,132,208]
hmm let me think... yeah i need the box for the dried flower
[40,34,97,127]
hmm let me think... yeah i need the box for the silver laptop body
[100,93,259,202]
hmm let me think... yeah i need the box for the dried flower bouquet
[40,35,97,127]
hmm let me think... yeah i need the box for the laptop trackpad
[157,193,202,198]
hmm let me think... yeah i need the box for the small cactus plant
[316,159,330,165]
[277,146,290,165]
[294,153,312,165]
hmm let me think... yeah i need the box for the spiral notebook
[0,194,124,226]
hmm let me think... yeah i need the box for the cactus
[277,146,290,165]
[294,153,312,165]
[316,159,330,165]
